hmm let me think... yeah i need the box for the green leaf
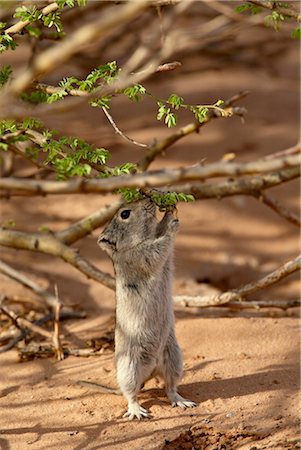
[167,94,184,110]
[122,84,146,101]
[21,118,43,130]
[90,96,112,109]
[118,188,144,203]
[157,103,168,121]
[46,89,68,103]
[264,11,284,31]
[42,12,63,32]
[215,99,224,107]
[57,0,75,7]
[291,27,301,39]
[112,163,137,176]
[58,76,79,90]
[0,120,17,135]
[0,34,18,53]
[0,142,8,151]
[25,25,42,38]
[20,91,50,104]
[194,106,209,123]
[235,2,262,14]
[165,112,177,128]
[0,64,12,87]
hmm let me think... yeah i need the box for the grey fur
[97,199,196,420]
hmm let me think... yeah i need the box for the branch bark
[0,153,299,195]
[0,230,115,290]
[256,192,300,227]
[1,1,150,100]
[174,255,301,308]
[0,259,59,308]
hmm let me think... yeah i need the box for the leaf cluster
[118,188,195,210]
[0,0,88,54]
[41,135,110,179]
[235,2,301,36]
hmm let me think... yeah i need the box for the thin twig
[137,91,249,171]
[0,300,53,339]
[0,309,86,345]
[263,143,301,160]
[0,259,59,308]
[102,107,148,148]
[53,285,64,361]
[18,343,106,360]
[257,192,300,227]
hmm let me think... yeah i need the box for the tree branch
[0,230,115,290]
[4,2,60,35]
[174,255,301,308]
[0,153,299,195]
[1,1,150,100]
[0,259,58,308]
[56,200,123,245]
[137,91,249,171]
[249,0,301,22]
[256,192,300,227]
[101,107,148,148]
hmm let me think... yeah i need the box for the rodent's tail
[77,380,121,395]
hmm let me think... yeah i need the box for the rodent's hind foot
[169,392,197,409]
[123,402,150,420]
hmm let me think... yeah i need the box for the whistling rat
[94,199,196,419]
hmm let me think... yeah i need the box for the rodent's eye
[120,209,131,220]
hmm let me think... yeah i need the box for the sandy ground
[0,11,300,450]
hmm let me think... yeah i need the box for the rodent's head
[97,199,157,256]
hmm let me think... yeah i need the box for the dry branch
[1,1,149,101]
[0,153,299,195]
[174,255,301,308]
[0,230,115,289]
[102,107,148,148]
[18,343,106,360]
[257,192,300,227]
[0,309,86,345]
[56,200,123,245]
[0,300,53,339]
[137,91,249,171]
[169,166,300,200]
[0,259,59,308]
[53,285,64,360]
[54,166,300,245]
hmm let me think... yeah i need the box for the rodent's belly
[115,288,172,353]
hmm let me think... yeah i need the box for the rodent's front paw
[167,218,179,234]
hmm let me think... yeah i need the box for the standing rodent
[96,199,196,420]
